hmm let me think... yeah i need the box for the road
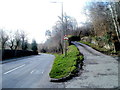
[2,54,65,88]
[65,41,119,88]
[1,42,119,88]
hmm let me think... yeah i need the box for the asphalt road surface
[2,54,65,88]
[65,41,119,88]
[1,42,119,88]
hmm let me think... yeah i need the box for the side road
[65,41,119,88]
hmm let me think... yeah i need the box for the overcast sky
[0,0,90,43]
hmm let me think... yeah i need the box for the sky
[0,0,89,43]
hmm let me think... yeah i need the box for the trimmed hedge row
[1,50,38,60]
[68,36,80,45]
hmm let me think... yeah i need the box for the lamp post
[51,2,67,56]
[50,2,63,24]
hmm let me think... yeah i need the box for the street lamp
[50,2,63,20]
[50,2,63,32]
[51,1,67,56]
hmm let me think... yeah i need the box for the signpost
[64,35,68,56]
[64,35,68,40]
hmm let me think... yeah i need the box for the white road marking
[30,70,34,74]
[4,64,25,74]
[30,70,44,74]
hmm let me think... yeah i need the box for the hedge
[1,50,38,60]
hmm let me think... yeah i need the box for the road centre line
[30,70,34,74]
[30,70,44,74]
[4,64,25,74]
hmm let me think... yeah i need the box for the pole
[61,2,67,56]
[51,2,67,56]
[61,3,67,56]
[61,2,64,54]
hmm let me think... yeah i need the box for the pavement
[1,54,65,88]
[65,41,119,88]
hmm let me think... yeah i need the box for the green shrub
[49,45,83,79]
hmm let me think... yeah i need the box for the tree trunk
[59,43,63,54]
[114,41,120,51]
[109,3,120,52]
[109,3,120,42]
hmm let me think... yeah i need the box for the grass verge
[79,41,108,52]
[79,41,120,56]
[49,45,84,79]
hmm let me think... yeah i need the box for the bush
[49,45,83,79]
[68,36,80,45]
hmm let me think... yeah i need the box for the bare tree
[23,40,28,50]
[108,2,120,51]
[83,2,120,51]
[20,31,28,50]
[14,30,21,50]
[8,32,15,50]
[45,30,51,37]
[43,14,78,53]
[0,29,9,50]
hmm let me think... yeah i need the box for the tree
[45,30,51,37]
[7,30,29,50]
[0,29,9,50]
[47,14,78,53]
[22,40,28,50]
[9,39,15,50]
[20,31,28,50]
[83,2,120,51]
[85,2,110,36]
[57,13,78,35]
[31,39,38,52]
[14,30,21,50]
[8,32,15,50]
[108,2,120,51]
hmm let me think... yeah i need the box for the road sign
[64,35,68,40]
